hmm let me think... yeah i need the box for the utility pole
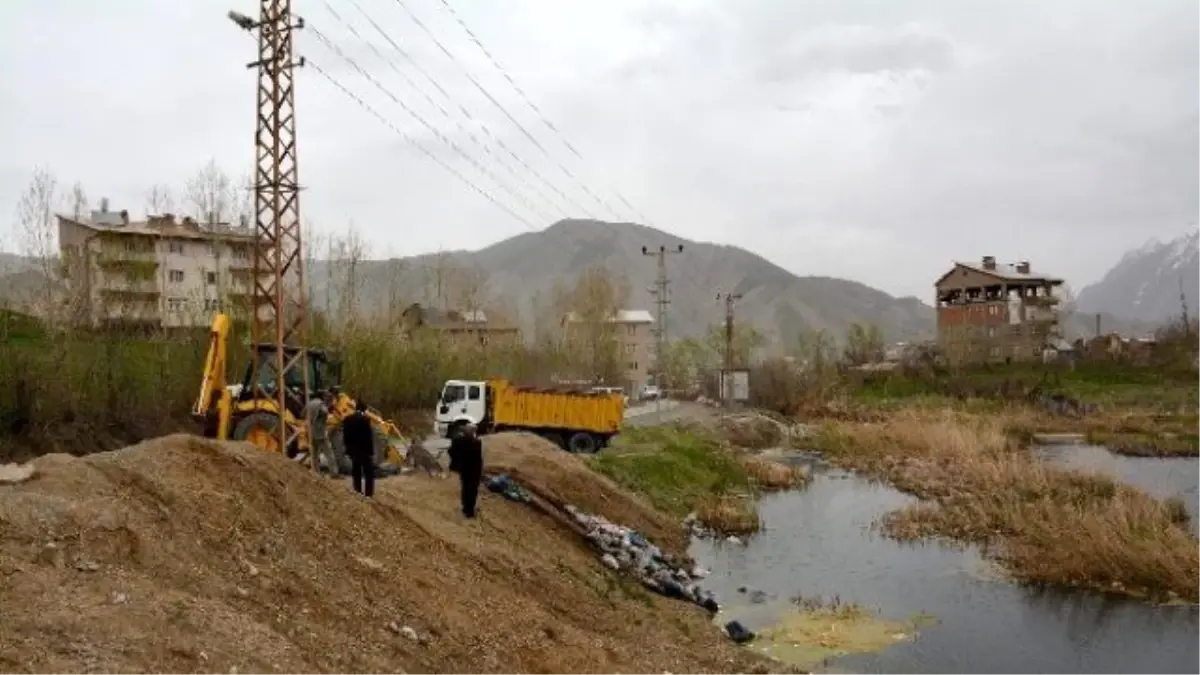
[718,291,742,407]
[228,2,313,468]
[642,243,684,415]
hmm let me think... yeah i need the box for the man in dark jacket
[342,398,376,498]
[447,422,483,518]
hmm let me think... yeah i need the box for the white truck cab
[434,379,487,438]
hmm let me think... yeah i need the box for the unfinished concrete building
[935,256,1065,366]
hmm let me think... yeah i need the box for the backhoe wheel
[567,432,599,454]
[232,412,284,454]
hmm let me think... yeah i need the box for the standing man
[448,422,484,518]
[304,390,333,475]
[342,398,376,498]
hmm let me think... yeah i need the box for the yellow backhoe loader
[192,312,408,474]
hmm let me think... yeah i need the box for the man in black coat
[448,422,483,518]
[342,398,376,498]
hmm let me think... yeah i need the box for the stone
[600,553,620,570]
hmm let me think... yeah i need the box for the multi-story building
[562,309,655,394]
[935,256,1064,366]
[58,201,257,329]
[398,303,521,347]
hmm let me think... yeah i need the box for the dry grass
[696,494,762,536]
[812,410,1199,602]
[741,455,809,491]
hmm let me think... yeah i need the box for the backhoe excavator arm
[192,313,234,440]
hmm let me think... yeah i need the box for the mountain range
[1,219,1188,345]
[1076,231,1199,325]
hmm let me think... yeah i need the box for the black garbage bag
[724,620,755,644]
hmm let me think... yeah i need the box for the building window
[987,326,996,338]
[232,246,250,260]
[204,298,222,311]
[626,324,636,336]
[167,298,188,312]
[168,241,185,254]
[624,342,636,355]
[628,361,638,371]
[168,269,184,283]
[206,271,217,285]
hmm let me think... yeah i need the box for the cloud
[0,0,1195,299]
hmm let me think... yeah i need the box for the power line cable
[306,58,537,230]
[328,0,589,220]
[388,0,624,221]
[432,0,653,225]
[308,26,550,226]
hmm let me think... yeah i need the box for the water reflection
[692,461,1199,674]
[1037,444,1199,533]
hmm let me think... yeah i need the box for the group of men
[303,391,484,518]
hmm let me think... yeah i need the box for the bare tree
[554,265,629,383]
[14,167,63,321]
[183,159,235,225]
[842,322,885,366]
[145,184,175,215]
[67,182,89,221]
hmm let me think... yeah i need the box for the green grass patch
[590,424,750,519]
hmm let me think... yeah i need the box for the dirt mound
[0,433,774,673]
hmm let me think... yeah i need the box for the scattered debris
[0,462,35,485]
[724,620,755,644]
[112,592,129,605]
[485,473,533,503]
[74,560,100,572]
[565,504,720,613]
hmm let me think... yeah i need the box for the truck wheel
[232,412,284,454]
[567,432,599,454]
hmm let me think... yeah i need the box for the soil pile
[0,433,775,673]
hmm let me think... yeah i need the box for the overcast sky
[1,0,1196,299]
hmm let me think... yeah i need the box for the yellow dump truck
[434,379,624,453]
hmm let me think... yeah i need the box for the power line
[388,0,624,221]
[328,0,591,220]
[307,26,550,227]
[718,291,743,407]
[642,243,684,414]
[306,59,538,230]
[432,0,652,225]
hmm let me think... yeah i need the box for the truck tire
[232,412,284,454]
[567,432,599,454]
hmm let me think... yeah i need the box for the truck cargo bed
[490,380,622,435]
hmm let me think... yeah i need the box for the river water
[691,448,1200,674]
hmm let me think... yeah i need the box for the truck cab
[435,379,488,438]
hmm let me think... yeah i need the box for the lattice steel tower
[229,1,311,460]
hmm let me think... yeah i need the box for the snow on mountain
[1076,230,1199,325]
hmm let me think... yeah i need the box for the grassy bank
[809,409,1199,602]
[590,424,807,536]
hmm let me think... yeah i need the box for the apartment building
[398,303,521,346]
[58,202,258,329]
[562,309,655,394]
[935,256,1064,366]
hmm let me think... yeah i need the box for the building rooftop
[953,261,1063,283]
[563,309,655,324]
[58,212,255,242]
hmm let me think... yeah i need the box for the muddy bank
[695,459,1200,673]
[0,433,774,673]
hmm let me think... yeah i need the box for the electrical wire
[327,0,590,220]
[306,58,538,230]
[388,0,625,221]
[308,26,553,227]
[432,0,653,226]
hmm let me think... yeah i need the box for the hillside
[0,433,773,673]
[1,219,1171,345]
[1076,231,1199,324]
[308,219,937,346]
